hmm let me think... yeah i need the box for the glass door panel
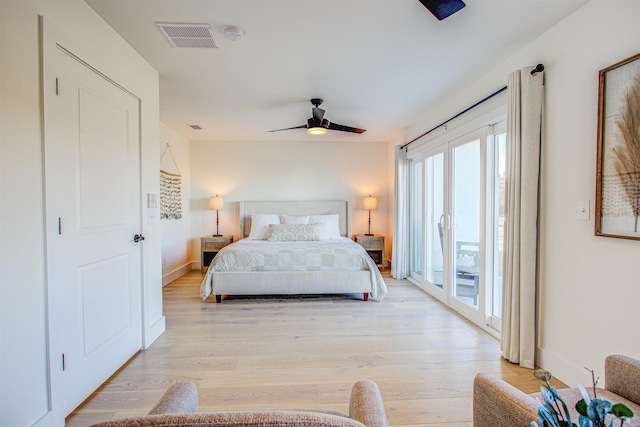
[424,152,445,288]
[410,161,423,277]
[451,138,481,309]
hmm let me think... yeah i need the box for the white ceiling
[84,0,589,143]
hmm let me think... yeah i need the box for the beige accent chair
[90,379,388,427]
[473,354,640,427]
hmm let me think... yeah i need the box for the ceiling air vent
[156,23,220,49]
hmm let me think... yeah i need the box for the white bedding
[200,237,387,301]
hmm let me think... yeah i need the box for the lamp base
[364,233,374,236]
[212,234,223,237]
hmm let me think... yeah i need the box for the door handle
[439,214,451,231]
[133,234,145,243]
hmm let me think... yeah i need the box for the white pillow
[267,223,321,241]
[280,215,310,225]
[308,214,341,240]
[248,214,281,240]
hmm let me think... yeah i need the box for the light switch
[147,209,158,225]
[577,200,590,221]
[147,193,158,209]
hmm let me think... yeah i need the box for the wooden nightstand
[201,235,233,273]
[353,234,385,269]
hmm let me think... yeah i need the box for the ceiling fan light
[307,126,327,135]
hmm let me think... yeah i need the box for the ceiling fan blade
[267,124,307,132]
[327,122,366,134]
[312,107,325,123]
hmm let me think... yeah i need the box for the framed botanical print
[595,53,640,240]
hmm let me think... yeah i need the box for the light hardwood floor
[66,271,562,426]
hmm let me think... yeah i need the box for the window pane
[425,153,444,288]
[410,161,423,276]
[452,139,480,308]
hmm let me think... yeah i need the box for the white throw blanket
[200,238,387,301]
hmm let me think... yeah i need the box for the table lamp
[363,195,378,236]
[209,195,224,236]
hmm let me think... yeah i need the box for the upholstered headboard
[239,200,351,238]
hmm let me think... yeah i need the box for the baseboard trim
[162,263,193,286]
[143,315,165,349]
[537,348,592,387]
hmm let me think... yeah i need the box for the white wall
[405,0,640,386]
[160,124,192,285]
[0,1,163,426]
[190,140,390,266]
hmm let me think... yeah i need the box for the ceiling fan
[268,99,366,135]
[419,0,466,21]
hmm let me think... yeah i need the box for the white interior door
[44,45,143,416]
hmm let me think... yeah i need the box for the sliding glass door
[410,148,446,293]
[408,122,505,331]
[450,131,483,311]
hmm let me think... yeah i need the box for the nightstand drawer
[357,238,383,250]
[355,235,383,249]
[203,239,229,250]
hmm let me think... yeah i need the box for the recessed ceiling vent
[156,23,220,49]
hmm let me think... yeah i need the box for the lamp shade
[209,196,224,210]
[363,195,378,210]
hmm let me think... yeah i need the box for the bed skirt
[209,270,373,302]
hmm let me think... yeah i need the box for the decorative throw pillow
[280,214,310,225]
[267,223,321,241]
[308,214,342,240]
[248,214,281,240]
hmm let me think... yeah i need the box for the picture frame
[595,53,640,240]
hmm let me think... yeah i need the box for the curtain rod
[400,63,544,150]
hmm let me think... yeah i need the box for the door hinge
[62,353,66,371]
[55,77,59,96]
[58,217,62,235]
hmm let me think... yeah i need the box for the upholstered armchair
[90,379,389,427]
[473,354,640,426]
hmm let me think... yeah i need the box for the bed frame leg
[215,295,221,303]
[363,293,369,301]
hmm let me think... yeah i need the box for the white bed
[200,200,387,303]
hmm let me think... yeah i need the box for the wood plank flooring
[65,271,563,426]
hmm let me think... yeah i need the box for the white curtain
[392,145,409,279]
[501,66,544,369]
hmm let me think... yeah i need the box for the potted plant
[531,369,634,427]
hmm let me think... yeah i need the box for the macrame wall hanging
[160,144,182,220]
